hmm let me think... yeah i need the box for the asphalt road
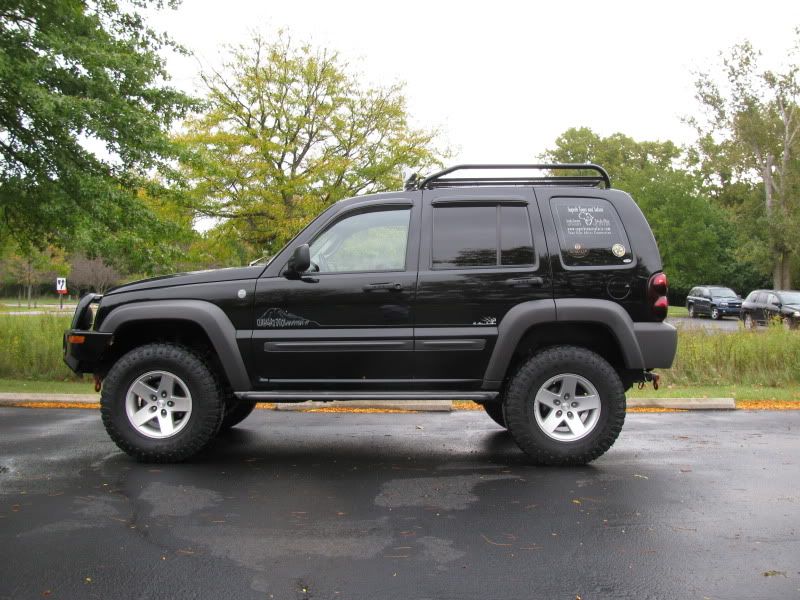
[1,408,798,600]
[667,316,741,332]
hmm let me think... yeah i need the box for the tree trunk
[773,251,793,290]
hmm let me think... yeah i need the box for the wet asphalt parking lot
[1,407,798,600]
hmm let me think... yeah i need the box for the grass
[0,313,80,381]
[667,305,688,317]
[628,384,800,402]
[0,378,93,394]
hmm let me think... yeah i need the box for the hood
[106,265,264,295]
[784,304,800,314]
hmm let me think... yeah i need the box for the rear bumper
[63,330,113,374]
[633,322,677,369]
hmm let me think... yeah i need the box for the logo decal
[611,243,626,258]
[473,316,497,326]
[256,308,319,329]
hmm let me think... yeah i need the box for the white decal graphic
[473,316,497,326]
[257,308,319,328]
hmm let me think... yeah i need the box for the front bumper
[63,330,113,374]
[715,305,741,315]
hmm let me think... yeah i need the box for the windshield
[778,292,800,305]
[710,288,737,298]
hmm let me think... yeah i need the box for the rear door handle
[505,276,544,288]
[363,282,402,292]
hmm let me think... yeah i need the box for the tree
[542,127,752,296]
[175,32,445,257]
[68,254,121,294]
[0,0,198,271]
[689,32,800,289]
[0,244,67,306]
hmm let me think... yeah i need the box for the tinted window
[756,292,768,304]
[500,205,535,266]
[432,204,535,269]
[551,197,632,267]
[710,288,737,298]
[310,208,410,273]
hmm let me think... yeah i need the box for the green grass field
[667,305,688,317]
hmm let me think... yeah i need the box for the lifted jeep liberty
[64,164,677,464]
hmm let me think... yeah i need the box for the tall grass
[0,314,80,380]
[665,326,800,386]
[0,313,798,387]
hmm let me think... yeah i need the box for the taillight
[648,272,669,321]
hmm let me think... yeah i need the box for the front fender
[98,300,251,391]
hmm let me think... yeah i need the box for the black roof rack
[406,164,611,191]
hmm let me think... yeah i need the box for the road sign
[56,277,67,295]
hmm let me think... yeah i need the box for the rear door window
[432,204,535,269]
[550,197,632,267]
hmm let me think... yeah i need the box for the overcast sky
[148,0,799,163]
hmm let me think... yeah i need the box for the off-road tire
[503,345,626,466]
[482,401,507,428]
[100,343,224,462]
[220,397,258,430]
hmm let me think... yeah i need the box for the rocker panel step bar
[235,391,499,402]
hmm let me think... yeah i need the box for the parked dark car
[686,286,741,320]
[740,290,800,329]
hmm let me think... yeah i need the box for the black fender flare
[98,300,251,391]
[482,298,646,388]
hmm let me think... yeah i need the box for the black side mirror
[286,244,310,275]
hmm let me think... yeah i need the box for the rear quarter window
[551,197,633,268]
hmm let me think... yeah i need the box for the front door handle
[363,282,402,292]
[505,276,544,288]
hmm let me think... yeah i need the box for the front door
[252,201,420,389]
[413,187,551,388]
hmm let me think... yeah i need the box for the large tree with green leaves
[689,32,800,289]
[0,0,198,271]
[175,33,444,258]
[542,127,756,295]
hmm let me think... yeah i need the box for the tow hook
[637,371,660,391]
[93,375,103,393]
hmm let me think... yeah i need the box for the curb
[628,397,735,410]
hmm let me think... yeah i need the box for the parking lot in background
[1,408,798,600]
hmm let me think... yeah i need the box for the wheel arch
[482,299,645,388]
[97,300,251,391]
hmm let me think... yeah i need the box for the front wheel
[744,313,754,329]
[100,344,224,462]
[503,346,625,465]
[687,304,695,318]
[711,307,720,320]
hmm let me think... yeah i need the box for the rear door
[413,187,550,388]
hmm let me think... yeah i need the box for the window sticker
[551,198,632,267]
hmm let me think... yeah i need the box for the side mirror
[286,244,310,275]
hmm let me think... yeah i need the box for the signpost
[56,277,67,310]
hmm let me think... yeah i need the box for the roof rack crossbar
[413,164,611,190]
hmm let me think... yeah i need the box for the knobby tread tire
[503,345,626,466]
[100,343,224,463]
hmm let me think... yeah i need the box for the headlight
[793,311,800,318]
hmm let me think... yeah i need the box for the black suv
[686,286,741,320]
[64,164,677,465]
[741,289,800,329]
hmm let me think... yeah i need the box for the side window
[756,292,768,304]
[768,294,780,306]
[432,204,535,269]
[689,288,697,297]
[309,208,410,273]
[551,197,632,267]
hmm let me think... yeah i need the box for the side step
[235,391,498,403]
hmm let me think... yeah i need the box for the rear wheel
[482,402,507,428]
[744,313,754,329]
[503,346,625,465]
[100,344,224,462]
